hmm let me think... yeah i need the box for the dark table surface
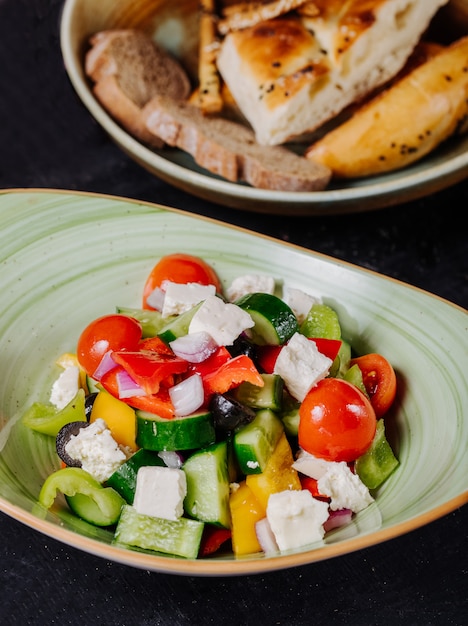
[0,1,467,624]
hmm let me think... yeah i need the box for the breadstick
[198,0,223,114]
[218,0,316,35]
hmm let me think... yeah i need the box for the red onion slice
[116,369,146,399]
[255,517,279,554]
[323,508,353,532]
[169,331,218,363]
[169,373,204,416]
[92,350,117,381]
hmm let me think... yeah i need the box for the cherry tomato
[298,378,376,462]
[142,253,223,309]
[77,314,142,377]
[350,353,397,418]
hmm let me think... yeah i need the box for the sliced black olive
[56,421,89,467]
[85,392,98,422]
[210,393,256,432]
[227,335,257,361]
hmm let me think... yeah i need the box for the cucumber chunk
[233,409,284,474]
[115,504,204,559]
[232,373,284,411]
[157,302,203,344]
[135,410,215,451]
[355,419,399,490]
[116,306,176,338]
[107,449,165,504]
[183,440,231,528]
[236,292,298,345]
[300,303,341,340]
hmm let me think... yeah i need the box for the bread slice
[216,0,449,145]
[305,36,468,178]
[141,95,331,190]
[85,30,191,147]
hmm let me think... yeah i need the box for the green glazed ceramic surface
[0,189,466,576]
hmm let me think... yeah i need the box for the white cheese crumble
[133,466,187,521]
[282,287,322,325]
[292,448,331,480]
[317,462,374,513]
[161,281,216,318]
[50,365,80,410]
[226,274,276,302]
[64,418,126,483]
[188,295,254,346]
[266,489,329,551]
[273,332,332,402]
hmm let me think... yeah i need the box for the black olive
[210,393,256,433]
[85,392,98,422]
[227,335,257,361]
[56,421,89,467]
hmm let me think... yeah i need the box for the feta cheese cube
[188,295,254,346]
[266,490,329,551]
[161,281,216,318]
[282,287,322,325]
[50,365,80,410]
[133,466,187,521]
[273,333,332,402]
[226,274,276,302]
[64,418,126,483]
[317,462,374,513]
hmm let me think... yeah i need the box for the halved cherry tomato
[202,355,264,397]
[350,353,397,418]
[112,350,189,395]
[77,314,142,377]
[142,253,223,309]
[256,338,342,373]
[100,367,175,419]
[298,378,376,463]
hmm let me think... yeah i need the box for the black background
[0,1,466,624]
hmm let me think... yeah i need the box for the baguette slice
[305,36,468,178]
[85,30,191,148]
[142,95,331,191]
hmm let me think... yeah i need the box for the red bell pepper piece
[202,354,264,397]
[188,346,232,377]
[100,366,176,419]
[199,526,232,557]
[138,336,174,354]
[112,350,189,395]
[300,476,330,502]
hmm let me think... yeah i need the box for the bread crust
[305,36,468,178]
[216,0,450,145]
[85,29,191,146]
[141,95,332,190]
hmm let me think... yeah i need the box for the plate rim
[0,187,467,576]
[58,0,468,216]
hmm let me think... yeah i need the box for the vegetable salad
[23,253,399,559]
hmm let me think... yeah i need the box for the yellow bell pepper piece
[246,432,301,510]
[90,391,138,451]
[229,481,265,556]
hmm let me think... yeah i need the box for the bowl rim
[58,0,468,215]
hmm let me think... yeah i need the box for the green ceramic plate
[0,189,466,576]
[59,0,468,215]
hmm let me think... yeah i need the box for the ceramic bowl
[59,0,468,215]
[0,189,466,575]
